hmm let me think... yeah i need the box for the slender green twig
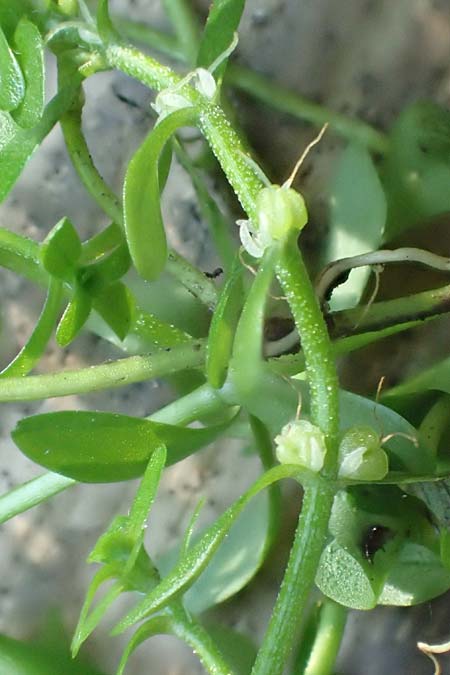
[0,340,205,402]
[115,17,388,153]
[0,473,76,525]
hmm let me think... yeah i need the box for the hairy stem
[0,340,205,402]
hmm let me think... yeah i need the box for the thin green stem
[149,382,225,425]
[0,473,75,525]
[59,92,123,224]
[277,237,339,453]
[167,249,218,310]
[0,340,205,402]
[102,42,264,220]
[294,599,347,675]
[419,394,450,457]
[251,237,339,675]
[116,18,388,154]
[251,482,335,675]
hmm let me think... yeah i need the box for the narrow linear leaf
[0,24,25,111]
[383,355,450,399]
[113,464,305,633]
[12,411,234,482]
[196,0,244,78]
[12,17,45,128]
[117,616,171,675]
[206,255,244,388]
[123,107,198,281]
[0,278,63,377]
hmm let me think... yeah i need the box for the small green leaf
[196,0,244,78]
[123,107,198,281]
[40,216,82,281]
[79,242,131,294]
[92,282,134,342]
[326,143,386,310]
[0,24,25,111]
[206,255,244,388]
[12,410,234,482]
[11,17,45,128]
[56,286,92,346]
[80,222,123,264]
[316,540,377,610]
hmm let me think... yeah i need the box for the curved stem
[0,339,205,402]
[0,472,75,525]
[251,482,335,675]
[115,18,388,154]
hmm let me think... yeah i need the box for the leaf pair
[41,218,133,345]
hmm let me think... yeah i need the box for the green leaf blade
[196,0,245,78]
[12,411,233,482]
[123,108,198,281]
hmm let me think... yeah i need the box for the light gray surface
[1,1,450,674]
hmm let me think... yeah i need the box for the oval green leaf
[123,107,198,281]
[12,410,234,482]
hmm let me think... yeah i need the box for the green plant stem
[0,472,75,525]
[251,482,335,675]
[330,282,450,338]
[59,95,123,224]
[167,249,218,310]
[419,394,450,457]
[150,381,225,425]
[162,0,200,65]
[115,18,388,154]
[0,340,205,402]
[102,42,264,220]
[277,237,339,451]
[294,599,347,675]
[251,238,340,675]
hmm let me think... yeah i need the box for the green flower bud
[338,425,388,480]
[256,185,308,240]
[275,419,327,472]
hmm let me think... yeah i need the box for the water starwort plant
[1,1,450,673]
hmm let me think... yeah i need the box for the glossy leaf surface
[40,216,82,281]
[123,108,197,281]
[11,17,45,128]
[0,25,25,111]
[12,411,233,482]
